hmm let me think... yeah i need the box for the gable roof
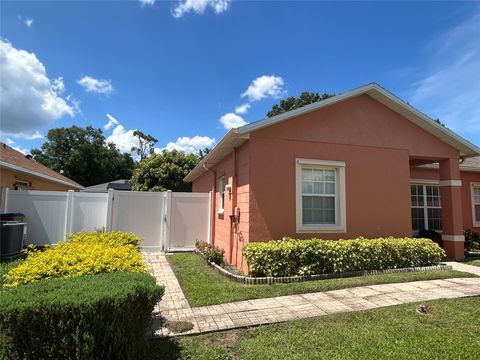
[82,179,131,193]
[0,143,84,189]
[185,83,480,182]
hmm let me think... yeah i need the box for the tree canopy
[266,91,335,118]
[131,130,158,160]
[31,126,135,187]
[130,150,199,192]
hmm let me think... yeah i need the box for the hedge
[2,231,146,287]
[0,272,164,360]
[243,237,445,277]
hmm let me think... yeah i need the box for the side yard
[167,253,475,307]
[148,296,480,360]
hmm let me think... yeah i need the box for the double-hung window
[410,184,442,232]
[471,183,480,227]
[296,159,346,233]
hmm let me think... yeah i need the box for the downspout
[203,163,216,246]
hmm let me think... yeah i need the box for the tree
[131,130,158,160]
[31,126,135,187]
[266,91,335,117]
[198,147,211,159]
[130,150,199,192]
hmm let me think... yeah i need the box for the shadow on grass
[148,337,182,360]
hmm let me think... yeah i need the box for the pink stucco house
[185,83,480,272]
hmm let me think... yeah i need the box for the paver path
[448,261,480,276]
[144,253,480,336]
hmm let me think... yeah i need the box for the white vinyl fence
[1,188,211,251]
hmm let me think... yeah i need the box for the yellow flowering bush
[2,231,145,287]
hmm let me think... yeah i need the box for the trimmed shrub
[0,272,163,360]
[464,229,480,251]
[243,237,445,277]
[195,240,225,265]
[2,231,145,287]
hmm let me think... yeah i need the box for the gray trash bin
[0,213,26,258]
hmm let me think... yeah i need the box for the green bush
[243,237,445,277]
[195,240,225,265]
[464,229,480,251]
[2,231,145,287]
[0,272,164,360]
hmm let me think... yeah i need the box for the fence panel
[3,190,68,246]
[168,192,211,251]
[109,191,165,250]
[69,192,108,234]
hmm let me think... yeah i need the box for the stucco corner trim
[439,180,462,187]
[442,234,465,242]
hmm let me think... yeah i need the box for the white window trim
[471,182,480,227]
[218,176,225,214]
[410,183,442,233]
[296,158,346,233]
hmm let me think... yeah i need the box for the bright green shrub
[0,272,164,360]
[243,237,445,277]
[2,231,145,287]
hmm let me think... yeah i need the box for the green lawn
[148,296,480,360]
[465,259,480,267]
[167,253,475,307]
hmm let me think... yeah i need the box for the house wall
[0,168,75,192]
[410,166,480,232]
[191,142,250,271]
[248,94,460,243]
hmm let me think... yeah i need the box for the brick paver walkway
[144,253,480,336]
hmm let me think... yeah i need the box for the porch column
[439,157,464,260]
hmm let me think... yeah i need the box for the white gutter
[0,161,84,189]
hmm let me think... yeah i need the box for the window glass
[302,167,336,225]
[410,184,442,232]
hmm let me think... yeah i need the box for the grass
[148,296,480,360]
[465,259,480,267]
[167,253,475,307]
[0,258,23,287]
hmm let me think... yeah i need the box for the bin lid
[0,213,25,220]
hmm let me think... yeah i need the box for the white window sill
[296,224,346,233]
[217,210,225,215]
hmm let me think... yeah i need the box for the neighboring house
[82,179,132,193]
[185,83,480,272]
[0,142,84,198]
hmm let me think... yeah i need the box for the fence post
[64,190,74,240]
[0,187,9,213]
[106,189,114,231]
[207,191,212,244]
[164,190,172,252]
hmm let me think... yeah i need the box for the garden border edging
[205,258,453,285]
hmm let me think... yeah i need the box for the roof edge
[0,161,84,189]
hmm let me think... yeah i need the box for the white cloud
[235,103,250,115]
[161,136,216,154]
[139,0,155,5]
[408,11,480,137]
[52,77,65,93]
[77,76,113,95]
[172,0,230,18]
[105,124,140,154]
[103,113,119,130]
[241,75,285,102]
[0,40,74,139]
[219,112,247,130]
[25,18,34,28]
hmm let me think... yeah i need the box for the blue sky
[1,1,479,156]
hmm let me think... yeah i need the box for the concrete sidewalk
[144,253,480,336]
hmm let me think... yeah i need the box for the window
[296,159,346,233]
[218,176,225,214]
[471,183,480,227]
[410,184,442,232]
